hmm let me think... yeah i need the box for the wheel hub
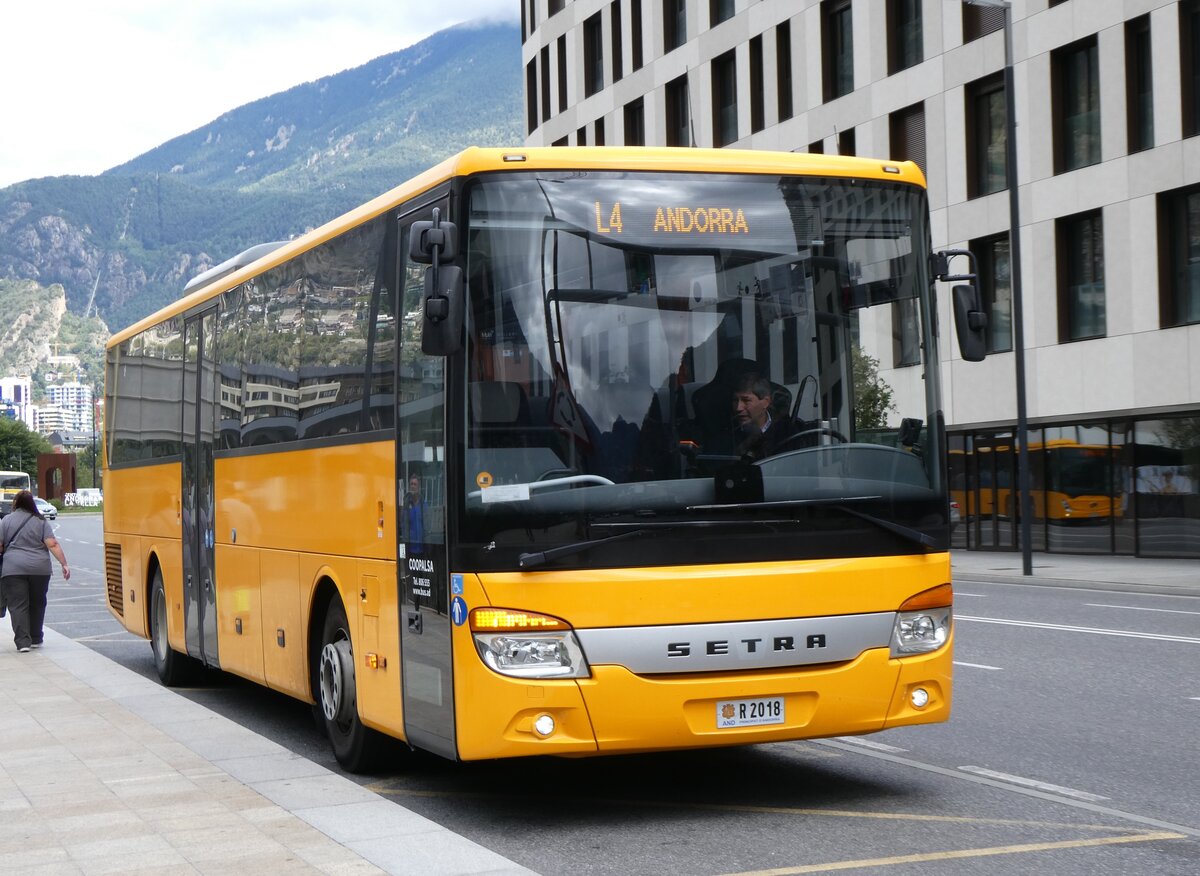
[319,638,356,723]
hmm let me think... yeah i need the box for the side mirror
[422,265,464,356]
[952,284,988,362]
[411,209,464,355]
[409,220,458,264]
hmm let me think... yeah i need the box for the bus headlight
[890,584,952,656]
[470,608,590,679]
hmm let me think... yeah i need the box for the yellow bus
[0,470,32,516]
[950,438,1122,525]
[104,147,983,771]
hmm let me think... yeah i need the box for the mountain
[0,20,523,335]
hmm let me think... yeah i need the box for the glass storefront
[950,414,1200,558]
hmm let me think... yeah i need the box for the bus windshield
[458,171,944,569]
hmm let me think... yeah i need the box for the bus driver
[732,372,794,460]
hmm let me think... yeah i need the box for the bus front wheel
[316,599,386,772]
[150,568,194,686]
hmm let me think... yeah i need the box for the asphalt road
[43,514,1200,875]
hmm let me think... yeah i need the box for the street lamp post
[963,0,1033,575]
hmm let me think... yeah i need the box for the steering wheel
[776,425,849,451]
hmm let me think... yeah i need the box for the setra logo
[667,634,828,659]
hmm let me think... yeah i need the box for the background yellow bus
[950,438,1122,525]
[104,146,975,771]
[0,469,32,516]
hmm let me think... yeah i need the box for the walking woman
[1,490,70,652]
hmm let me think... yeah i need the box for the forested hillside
[0,21,522,335]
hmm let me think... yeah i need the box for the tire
[316,598,388,772]
[150,568,194,686]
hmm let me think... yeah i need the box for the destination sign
[594,201,750,236]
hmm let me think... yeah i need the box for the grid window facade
[963,5,1004,43]
[966,73,1007,198]
[584,13,604,98]
[1053,37,1101,174]
[1058,210,1106,341]
[712,50,738,146]
[624,97,646,145]
[526,59,537,134]
[889,101,925,174]
[664,0,687,54]
[1183,0,1200,137]
[611,2,623,84]
[1158,184,1200,327]
[631,0,644,70]
[750,35,765,134]
[710,0,734,28]
[1126,15,1153,153]
[970,233,1013,354]
[540,45,552,122]
[822,0,854,103]
[776,22,793,122]
[888,0,922,75]
[557,35,568,113]
[666,74,690,146]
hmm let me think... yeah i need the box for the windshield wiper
[519,528,653,569]
[687,496,937,550]
[826,504,937,550]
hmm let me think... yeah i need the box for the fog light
[910,688,930,709]
[533,714,556,737]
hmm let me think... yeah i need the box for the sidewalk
[0,629,536,876]
[951,549,1199,596]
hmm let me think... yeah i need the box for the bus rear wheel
[150,568,194,686]
[316,599,387,773]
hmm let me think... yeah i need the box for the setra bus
[103,147,989,771]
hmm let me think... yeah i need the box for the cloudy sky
[0,1,519,188]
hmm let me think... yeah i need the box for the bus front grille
[105,543,123,617]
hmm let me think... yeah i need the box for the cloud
[0,1,518,188]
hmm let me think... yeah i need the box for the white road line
[954,661,1003,670]
[1085,603,1200,616]
[958,766,1109,802]
[954,592,988,598]
[957,615,1200,644]
[833,736,907,753]
[814,739,1200,838]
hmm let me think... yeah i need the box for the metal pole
[999,6,1034,575]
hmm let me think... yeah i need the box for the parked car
[34,497,58,520]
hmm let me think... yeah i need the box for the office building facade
[521,0,1200,557]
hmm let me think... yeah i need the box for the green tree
[852,345,896,431]
[0,418,53,483]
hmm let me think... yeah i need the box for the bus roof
[107,146,926,347]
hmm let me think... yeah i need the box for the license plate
[716,696,785,728]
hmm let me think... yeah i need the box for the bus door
[973,431,1017,550]
[181,308,219,667]
[396,205,455,759]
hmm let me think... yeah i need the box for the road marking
[954,661,1003,670]
[813,739,1200,838]
[958,766,1107,802]
[719,831,1184,875]
[957,615,1200,644]
[1086,603,1200,616]
[833,736,907,753]
[74,632,147,642]
[954,591,988,598]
